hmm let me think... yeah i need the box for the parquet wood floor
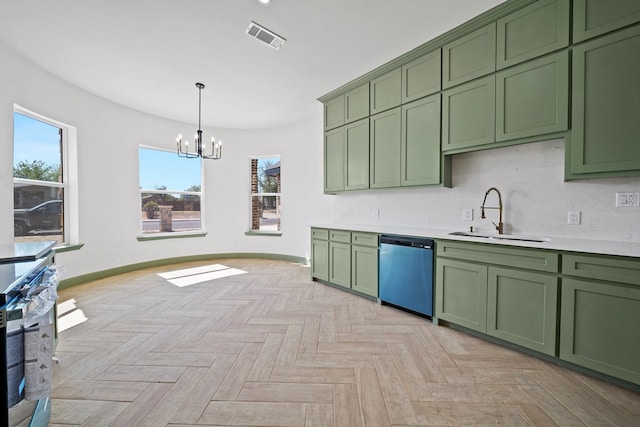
[50,258,640,426]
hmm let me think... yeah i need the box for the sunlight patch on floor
[157,263,248,287]
[58,308,88,332]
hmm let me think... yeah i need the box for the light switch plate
[462,208,473,221]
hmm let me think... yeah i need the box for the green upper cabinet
[401,49,441,103]
[344,118,370,191]
[370,68,402,114]
[324,127,345,193]
[496,51,568,142]
[569,25,640,177]
[442,23,496,89]
[442,75,496,152]
[573,0,640,43]
[345,83,370,124]
[401,94,441,186]
[496,0,569,70]
[370,107,402,188]
[324,95,344,131]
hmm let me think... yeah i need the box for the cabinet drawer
[311,228,329,240]
[329,230,351,243]
[438,240,559,273]
[562,253,640,286]
[352,232,378,247]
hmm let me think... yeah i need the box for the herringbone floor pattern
[50,258,640,426]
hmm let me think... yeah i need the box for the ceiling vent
[246,21,286,50]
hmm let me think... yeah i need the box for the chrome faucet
[481,187,504,234]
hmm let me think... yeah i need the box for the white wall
[2,41,639,282]
[330,139,640,242]
[1,42,329,280]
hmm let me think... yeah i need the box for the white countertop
[311,223,640,258]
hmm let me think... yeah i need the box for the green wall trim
[53,243,84,253]
[58,252,308,290]
[318,0,538,102]
[136,231,208,241]
[244,231,283,237]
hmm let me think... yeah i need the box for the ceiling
[0,0,505,130]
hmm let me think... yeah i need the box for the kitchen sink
[448,231,550,243]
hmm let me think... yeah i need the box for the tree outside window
[13,111,66,244]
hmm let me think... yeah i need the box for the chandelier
[176,82,222,159]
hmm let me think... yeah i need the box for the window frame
[248,155,281,235]
[13,105,75,246]
[138,145,205,238]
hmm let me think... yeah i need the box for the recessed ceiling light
[259,0,270,4]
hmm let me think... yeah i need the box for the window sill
[54,243,85,253]
[137,231,207,241]
[245,231,283,237]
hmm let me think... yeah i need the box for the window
[250,156,281,233]
[13,110,67,244]
[139,146,203,235]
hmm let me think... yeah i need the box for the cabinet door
[573,0,640,43]
[329,242,351,288]
[487,267,558,355]
[345,118,370,190]
[496,51,568,142]
[570,26,640,176]
[442,75,495,152]
[401,95,441,186]
[436,258,488,333]
[351,245,378,297]
[324,95,344,131]
[496,0,569,69]
[324,127,345,193]
[560,279,640,385]
[370,107,401,188]
[311,239,329,281]
[401,49,441,103]
[370,68,402,114]
[345,83,370,124]
[443,23,496,89]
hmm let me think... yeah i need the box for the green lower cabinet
[436,258,488,333]
[329,241,351,288]
[560,279,640,385]
[487,267,558,355]
[351,244,378,297]
[311,238,329,281]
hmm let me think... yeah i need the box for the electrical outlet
[568,211,581,225]
[616,192,640,207]
[462,208,473,221]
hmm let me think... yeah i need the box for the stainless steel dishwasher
[379,235,434,317]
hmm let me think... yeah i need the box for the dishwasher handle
[380,235,433,249]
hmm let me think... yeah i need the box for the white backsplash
[330,139,640,243]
